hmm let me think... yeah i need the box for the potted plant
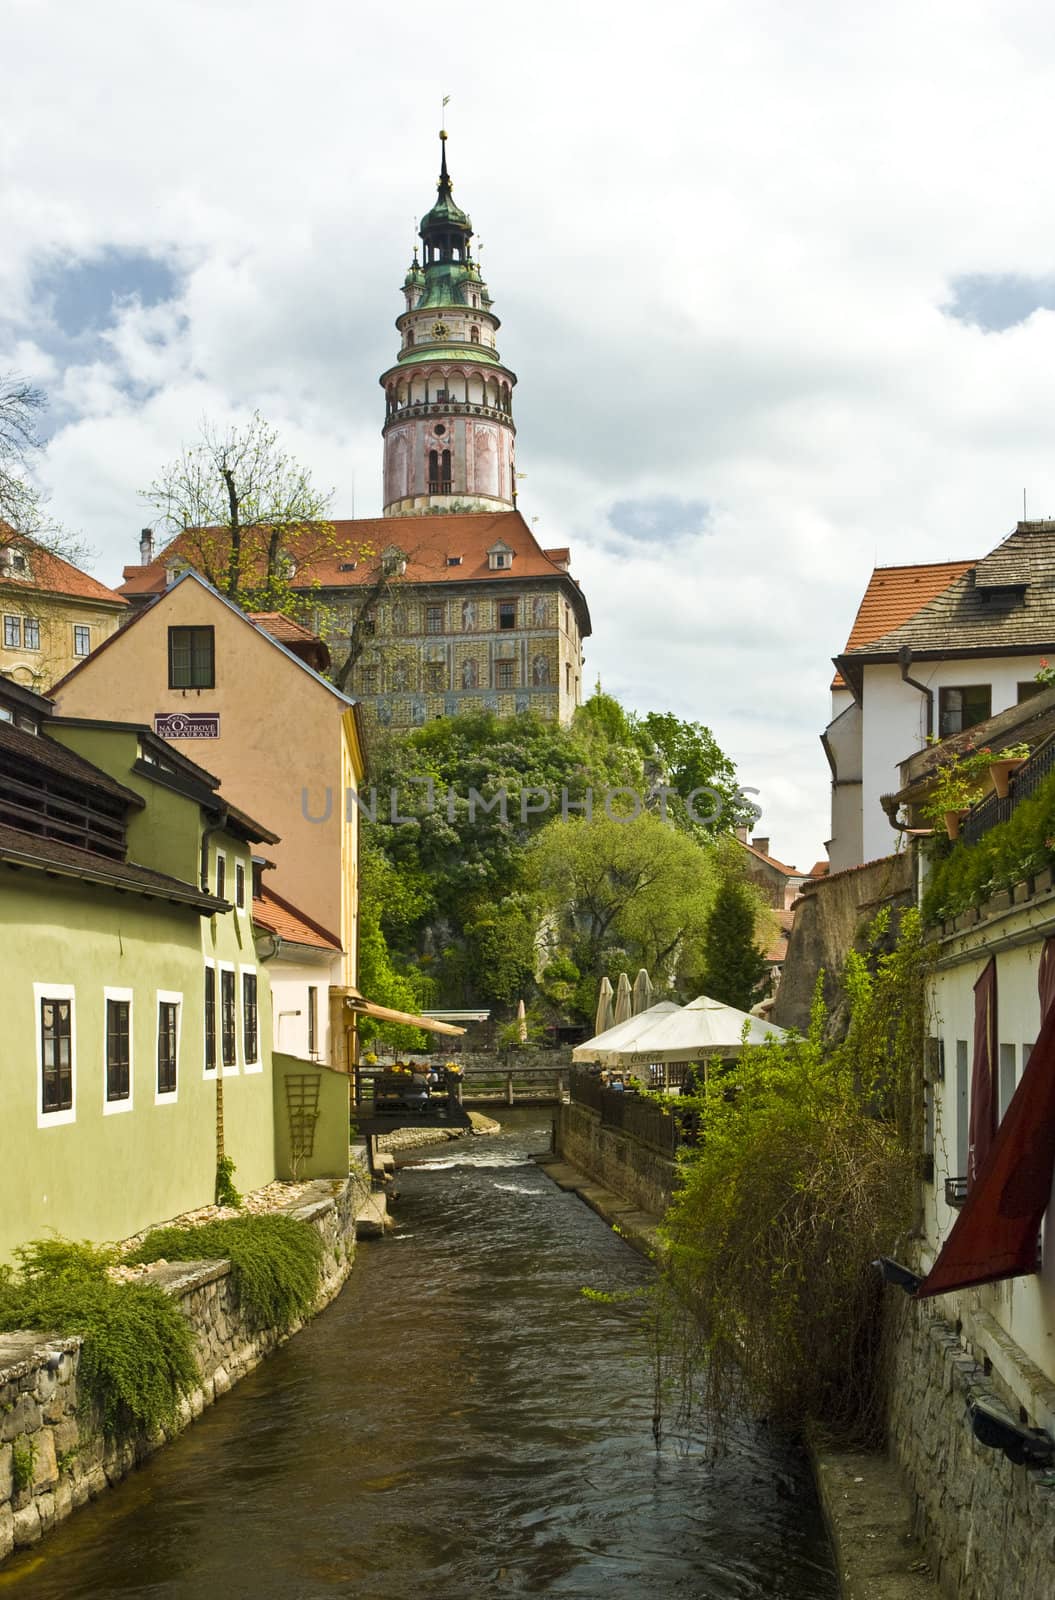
[921,750,989,839]
[988,743,1031,799]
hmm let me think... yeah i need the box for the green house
[0,673,283,1263]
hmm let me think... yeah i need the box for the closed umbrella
[631,969,653,1015]
[613,971,633,1025]
[595,977,615,1037]
[516,997,528,1044]
[572,1001,682,1065]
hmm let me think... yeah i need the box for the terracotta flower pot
[944,809,967,841]
[988,758,1026,799]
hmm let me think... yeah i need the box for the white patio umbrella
[631,969,654,1015]
[572,1001,682,1066]
[602,993,788,1076]
[594,976,615,1038]
[613,971,633,1025]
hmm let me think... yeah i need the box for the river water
[3,1111,838,1599]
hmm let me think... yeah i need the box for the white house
[824,524,1055,872]
[253,883,343,1063]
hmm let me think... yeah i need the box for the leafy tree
[143,412,351,613]
[528,812,716,996]
[356,902,434,1052]
[640,710,759,838]
[697,869,769,1011]
[360,697,747,1019]
[462,895,536,1007]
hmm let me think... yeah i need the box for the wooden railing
[569,1070,683,1156]
[456,1066,568,1106]
[353,1064,569,1112]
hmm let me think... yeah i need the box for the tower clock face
[431,320,449,339]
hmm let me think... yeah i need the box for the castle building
[119,133,591,728]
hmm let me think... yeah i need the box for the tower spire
[438,128,452,197]
[380,132,518,517]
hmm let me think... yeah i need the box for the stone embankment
[0,1173,366,1564]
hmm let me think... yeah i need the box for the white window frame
[239,964,262,1073]
[155,990,182,1104]
[235,859,246,911]
[35,982,77,1129]
[72,623,91,657]
[3,614,22,648]
[203,958,218,1078]
[218,959,239,1075]
[102,985,135,1116]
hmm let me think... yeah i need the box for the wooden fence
[569,1070,683,1156]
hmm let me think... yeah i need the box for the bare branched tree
[0,374,45,525]
[328,546,415,693]
[143,412,356,614]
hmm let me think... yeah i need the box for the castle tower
[380,132,517,517]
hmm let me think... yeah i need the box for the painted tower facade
[380,133,517,517]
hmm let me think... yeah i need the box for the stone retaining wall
[888,1300,1055,1600]
[0,1175,363,1564]
[555,1101,677,1217]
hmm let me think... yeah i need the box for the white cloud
[6,0,1055,865]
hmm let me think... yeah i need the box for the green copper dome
[403,250,425,289]
[420,131,472,236]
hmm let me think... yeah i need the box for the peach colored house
[52,572,367,1064]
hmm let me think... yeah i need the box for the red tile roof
[248,611,319,644]
[832,559,978,688]
[741,840,800,875]
[765,908,795,963]
[118,512,590,631]
[252,886,342,952]
[1,533,127,607]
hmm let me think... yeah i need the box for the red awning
[917,961,1055,1300]
[968,959,997,1188]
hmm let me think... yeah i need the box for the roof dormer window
[0,546,30,580]
[487,541,515,572]
[446,555,463,566]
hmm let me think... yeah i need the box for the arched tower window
[441,449,451,491]
[405,327,414,347]
[470,325,480,345]
[428,449,439,492]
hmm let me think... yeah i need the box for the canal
[3,1111,839,1598]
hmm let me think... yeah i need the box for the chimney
[752,836,770,856]
[139,527,155,564]
[735,826,748,844]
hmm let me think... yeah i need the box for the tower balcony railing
[385,399,512,425]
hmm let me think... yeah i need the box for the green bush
[128,1214,323,1332]
[0,1239,198,1439]
[658,909,924,1444]
[921,768,1055,924]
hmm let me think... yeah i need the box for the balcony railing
[961,736,1055,846]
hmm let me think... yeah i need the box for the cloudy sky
[5,0,1055,868]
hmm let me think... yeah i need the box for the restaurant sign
[154,712,220,740]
